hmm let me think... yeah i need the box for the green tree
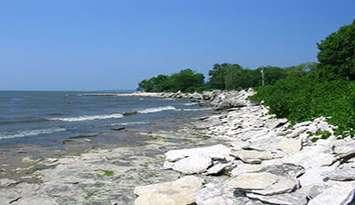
[138,69,205,92]
[317,20,355,80]
[169,69,205,92]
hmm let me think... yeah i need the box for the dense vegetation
[138,20,355,136]
[138,69,204,92]
[253,21,355,137]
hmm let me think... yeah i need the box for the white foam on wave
[0,128,66,140]
[181,108,212,111]
[183,102,198,106]
[138,106,177,114]
[49,113,124,122]
[117,121,149,126]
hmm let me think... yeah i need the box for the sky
[0,0,354,91]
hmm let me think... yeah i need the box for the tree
[138,69,205,92]
[317,20,355,80]
[169,69,205,92]
[208,63,230,89]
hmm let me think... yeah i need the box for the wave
[137,106,177,114]
[117,121,149,126]
[49,113,123,122]
[183,102,198,106]
[0,117,49,125]
[181,108,212,111]
[0,128,66,140]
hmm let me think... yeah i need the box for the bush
[251,75,355,136]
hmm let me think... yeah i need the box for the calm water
[0,91,210,146]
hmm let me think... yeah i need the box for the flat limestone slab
[172,155,212,174]
[165,144,232,162]
[134,176,203,205]
[308,183,355,205]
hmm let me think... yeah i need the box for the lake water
[0,91,210,146]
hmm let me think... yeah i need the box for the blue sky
[0,0,354,90]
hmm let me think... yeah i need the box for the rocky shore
[134,90,355,205]
[0,90,354,205]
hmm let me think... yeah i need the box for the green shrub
[251,76,355,137]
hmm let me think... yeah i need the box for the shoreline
[134,90,355,205]
[0,90,354,204]
[0,96,216,204]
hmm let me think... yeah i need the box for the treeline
[138,63,315,92]
[138,69,205,92]
[252,20,355,137]
[138,20,355,136]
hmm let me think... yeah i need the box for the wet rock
[123,111,139,116]
[308,182,355,205]
[134,176,203,205]
[111,126,126,131]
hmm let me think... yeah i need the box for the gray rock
[206,162,231,175]
[308,182,355,205]
[230,163,263,176]
[258,163,305,178]
[195,183,237,205]
[277,138,303,154]
[172,155,212,174]
[0,178,16,187]
[227,172,279,190]
[227,172,299,195]
[247,191,308,205]
[251,176,299,196]
[323,167,355,181]
[165,144,232,162]
[231,149,282,164]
